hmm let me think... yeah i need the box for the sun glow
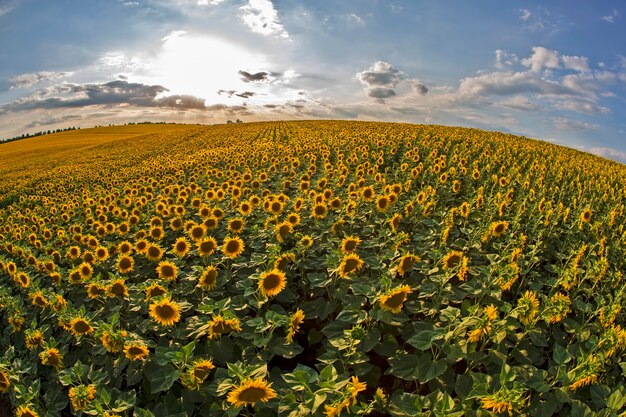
[148,31,270,102]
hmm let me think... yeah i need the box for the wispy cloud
[9,71,74,89]
[0,0,20,17]
[601,9,620,23]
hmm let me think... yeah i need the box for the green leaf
[134,408,156,417]
[552,343,571,364]
[415,354,446,383]
[407,330,434,351]
[388,354,419,380]
[144,363,181,394]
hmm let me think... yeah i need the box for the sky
[1,1,626,163]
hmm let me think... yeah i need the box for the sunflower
[389,213,402,232]
[123,342,149,361]
[442,251,463,270]
[338,253,364,278]
[67,246,81,260]
[69,384,97,411]
[580,208,592,223]
[100,330,127,353]
[77,262,93,280]
[172,237,190,258]
[145,244,164,261]
[197,237,218,257]
[361,186,375,201]
[25,329,44,349]
[39,347,63,370]
[189,224,207,241]
[116,255,134,274]
[222,237,245,259]
[286,309,305,343]
[107,279,128,298]
[206,315,242,339]
[228,218,245,234]
[156,261,178,281]
[145,283,167,300]
[87,284,106,299]
[259,269,287,298]
[347,376,367,405]
[397,253,419,276]
[287,212,301,226]
[341,236,361,253]
[311,203,328,219]
[30,291,48,308]
[274,253,295,271]
[459,202,470,218]
[485,304,498,321]
[196,266,218,291]
[0,370,10,393]
[182,358,215,390]
[68,317,94,337]
[95,246,109,262]
[15,272,30,288]
[275,221,293,242]
[239,201,253,216]
[300,235,314,248]
[376,195,390,212]
[135,238,149,254]
[490,221,509,237]
[517,291,539,326]
[149,226,165,240]
[227,378,277,407]
[15,405,39,417]
[149,297,181,326]
[379,285,412,313]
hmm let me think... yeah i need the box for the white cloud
[495,49,518,70]
[498,96,539,111]
[585,147,626,163]
[562,55,590,73]
[519,8,531,21]
[601,9,620,23]
[239,0,289,39]
[9,71,74,89]
[521,46,560,72]
[458,71,574,97]
[348,13,365,25]
[552,117,600,131]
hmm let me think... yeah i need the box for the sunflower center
[344,258,360,272]
[47,353,60,365]
[494,224,505,234]
[34,296,47,306]
[231,220,243,230]
[193,366,211,380]
[314,205,326,216]
[148,247,161,258]
[385,292,407,308]
[148,287,166,297]
[119,257,132,269]
[202,270,217,285]
[192,227,204,239]
[110,283,126,296]
[238,387,269,403]
[176,242,188,252]
[446,254,461,268]
[73,320,91,334]
[200,241,214,253]
[401,257,414,271]
[344,240,357,251]
[161,265,175,278]
[278,225,290,236]
[128,346,145,356]
[155,304,175,319]
[226,240,240,253]
[263,273,281,290]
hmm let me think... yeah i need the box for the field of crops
[0,120,625,416]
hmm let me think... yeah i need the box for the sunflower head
[69,317,94,337]
[198,266,218,291]
[490,221,509,237]
[124,342,149,361]
[376,195,390,212]
[338,254,364,278]
[39,347,63,370]
[108,279,129,298]
[0,370,10,393]
[379,285,412,313]
[275,221,293,242]
[442,251,463,270]
[258,269,287,298]
[341,236,361,253]
[15,405,39,417]
[173,237,190,258]
[580,208,592,223]
[197,237,218,257]
[156,261,178,281]
[222,237,245,259]
[206,315,242,339]
[397,253,420,276]
[116,255,134,274]
[145,283,167,299]
[227,378,278,407]
[149,297,182,326]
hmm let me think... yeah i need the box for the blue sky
[1,0,625,163]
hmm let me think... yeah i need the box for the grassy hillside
[0,121,625,416]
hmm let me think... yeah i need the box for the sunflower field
[0,121,625,416]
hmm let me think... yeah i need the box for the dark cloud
[217,89,236,97]
[206,103,253,116]
[235,91,255,98]
[410,80,428,95]
[238,70,269,82]
[366,87,396,99]
[0,80,207,114]
[25,114,82,129]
